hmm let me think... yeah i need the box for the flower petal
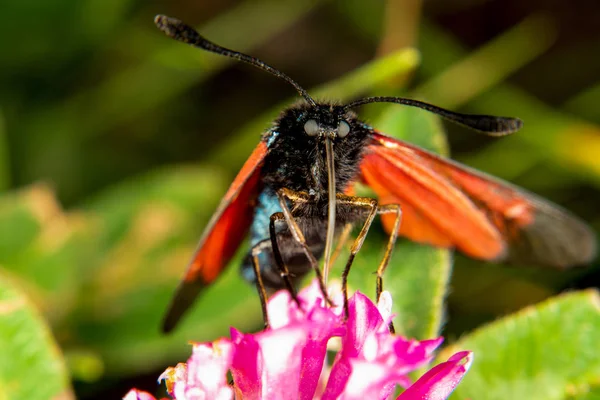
[392,337,444,378]
[346,292,385,351]
[185,339,234,400]
[299,339,329,400]
[123,389,157,400]
[230,328,261,400]
[340,359,412,400]
[254,280,346,399]
[397,351,473,400]
[322,292,385,399]
[323,291,445,399]
[267,279,345,329]
[230,323,335,400]
[376,291,393,327]
[257,326,307,400]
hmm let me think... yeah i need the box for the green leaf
[83,165,228,252]
[0,187,43,262]
[564,81,600,124]
[77,260,260,375]
[75,165,261,375]
[0,110,9,191]
[441,290,600,400]
[568,385,600,400]
[0,272,73,400]
[0,185,95,325]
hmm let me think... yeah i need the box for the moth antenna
[154,15,317,107]
[344,96,522,136]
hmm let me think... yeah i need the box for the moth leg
[336,195,379,318]
[269,212,300,306]
[375,204,402,300]
[276,188,333,306]
[250,240,272,329]
[375,203,402,333]
[330,222,353,267]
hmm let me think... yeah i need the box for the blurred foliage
[0,0,598,399]
[0,271,73,400]
[440,290,600,400]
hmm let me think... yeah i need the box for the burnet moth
[154,15,597,333]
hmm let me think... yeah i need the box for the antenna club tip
[502,117,524,135]
[154,14,171,28]
[487,116,524,136]
[513,118,524,130]
[154,14,180,37]
[154,14,204,45]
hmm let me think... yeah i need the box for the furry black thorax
[260,102,372,215]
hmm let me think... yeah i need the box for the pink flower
[125,280,472,400]
[123,389,164,400]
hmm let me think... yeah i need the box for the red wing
[162,142,267,332]
[360,132,596,268]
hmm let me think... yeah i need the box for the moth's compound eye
[337,120,350,138]
[304,119,320,137]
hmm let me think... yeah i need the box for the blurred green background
[0,0,599,398]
